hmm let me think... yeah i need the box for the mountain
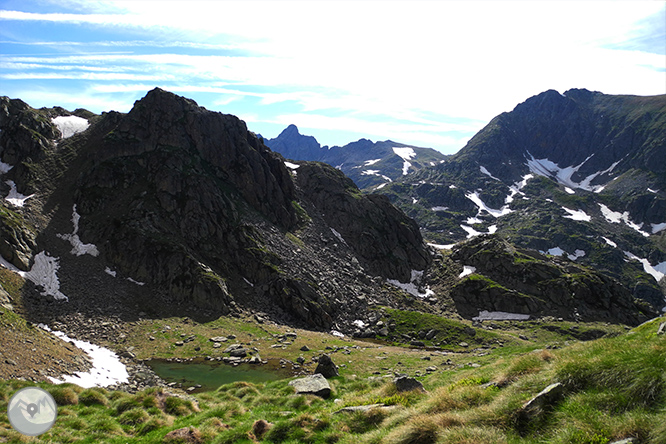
[377,88,666,313]
[264,125,448,189]
[0,89,431,333]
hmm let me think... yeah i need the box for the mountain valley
[1,88,665,443]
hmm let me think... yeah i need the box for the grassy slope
[1,313,664,444]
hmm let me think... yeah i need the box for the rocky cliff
[0,89,431,331]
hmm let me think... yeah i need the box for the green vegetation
[1,316,664,443]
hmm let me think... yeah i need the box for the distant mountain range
[264,125,448,189]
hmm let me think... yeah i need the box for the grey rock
[425,329,436,340]
[289,374,331,398]
[410,340,425,347]
[209,336,227,342]
[393,375,425,393]
[229,348,247,358]
[300,345,310,352]
[517,382,564,430]
[314,354,339,378]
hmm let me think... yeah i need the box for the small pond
[147,359,290,392]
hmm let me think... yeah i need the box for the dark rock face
[450,235,657,325]
[393,375,425,393]
[296,162,430,282]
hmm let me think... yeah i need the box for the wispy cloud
[1,1,663,153]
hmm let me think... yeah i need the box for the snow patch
[564,187,575,194]
[4,180,35,207]
[431,206,449,212]
[57,205,99,257]
[562,207,591,222]
[651,222,666,234]
[479,166,500,181]
[387,269,435,298]
[376,183,387,189]
[598,204,650,237]
[526,152,621,193]
[459,265,476,278]
[40,324,129,388]
[392,147,416,175]
[330,227,347,245]
[466,191,513,217]
[624,251,665,282]
[0,161,12,174]
[364,158,382,166]
[541,247,585,261]
[412,197,418,204]
[466,217,483,224]
[506,174,533,204]
[648,188,658,193]
[602,237,617,248]
[361,170,392,182]
[352,320,366,329]
[127,277,145,286]
[284,161,300,170]
[21,252,68,301]
[52,115,89,139]
[330,330,345,338]
[428,243,455,250]
[449,184,457,189]
[472,311,530,321]
[104,267,117,277]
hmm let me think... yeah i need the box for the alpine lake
[147,358,292,392]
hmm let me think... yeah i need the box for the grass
[1,314,665,443]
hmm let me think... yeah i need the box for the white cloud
[1,1,663,152]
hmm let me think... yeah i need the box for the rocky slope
[376,89,666,314]
[0,89,431,335]
[264,124,447,189]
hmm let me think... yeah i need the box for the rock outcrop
[450,235,657,325]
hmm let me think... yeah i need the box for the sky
[0,1,664,154]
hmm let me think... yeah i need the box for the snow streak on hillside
[525,152,621,193]
[393,147,416,175]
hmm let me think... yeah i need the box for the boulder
[163,426,202,444]
[289,374,331,398]
[516,382,564,432]
[393,375,425,393]
[314,354,338,378]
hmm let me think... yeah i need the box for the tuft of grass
[384,414,439,444]
[47,385,80,405]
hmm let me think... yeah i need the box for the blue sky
[1,1,664,154]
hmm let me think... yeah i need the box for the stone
[300,345,310,352]
[410,340,425,347]
[608,439,637,444]
[378,327,389,336]
[425,329,436,340]
[223,344,243,353]
[175,341,184,346]
[314,354,339,378]
[459,342,469,348]
[657,322,665,335]
[289,374,331,398]
[209,336,227,342]
[334,403,387,414]
[394,375,425,393]
[516,382,564,431]
[229,348,247,358]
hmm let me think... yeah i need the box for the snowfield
[392,147,416,175]
[599,203,650,237]
[20,252,69,301]
[459,265,476,278]
[526,152,621,193]
[387,269,434,298]
[57,205,100,257]
[4,180,34,207]
[465,191,513,217]
[473,310,530,321]
[40,324,129,388]
[52,115,89,139]
[561,207,591,222]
